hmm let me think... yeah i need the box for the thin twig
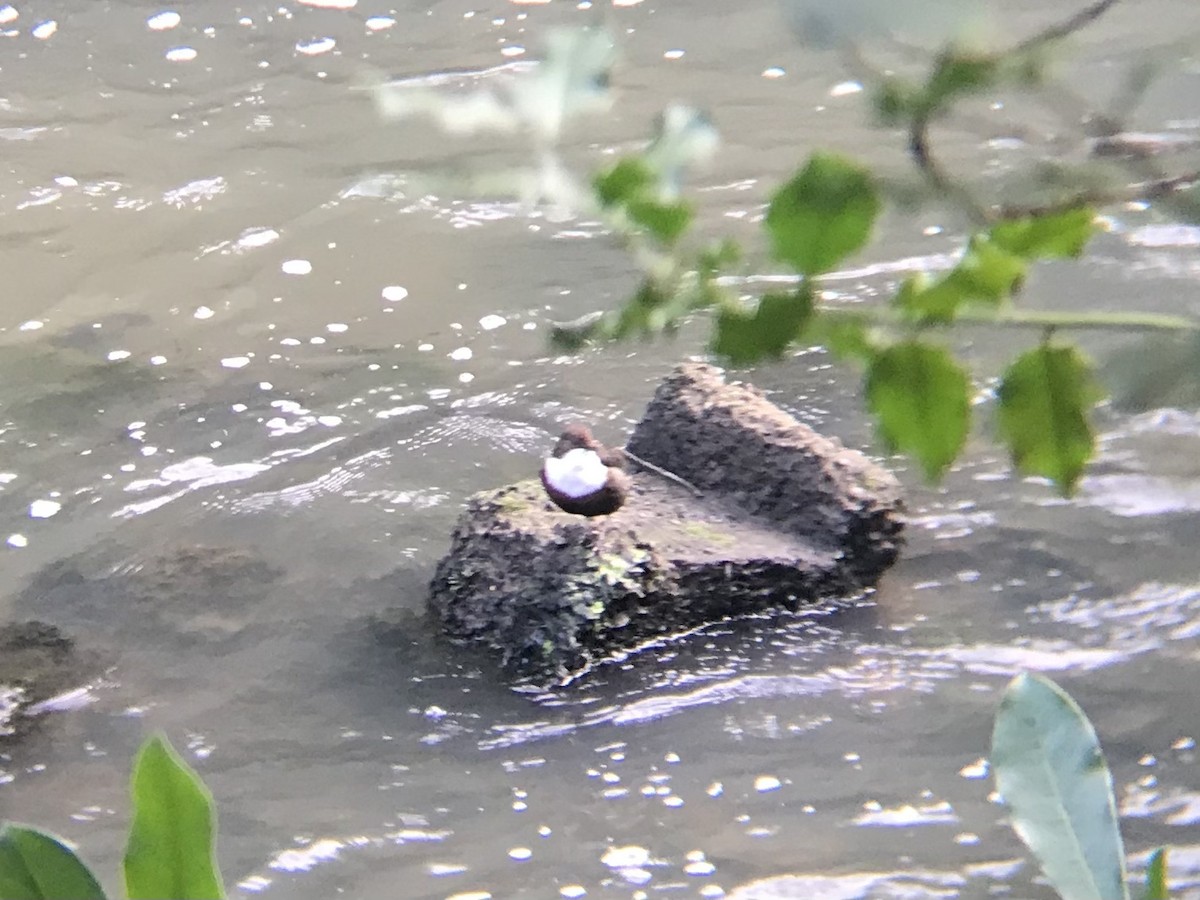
[817,304,1200,333]
[907,114,991,226]
[995,169,1200,220]
[621,448,703,495]
[1011,0,1123,56]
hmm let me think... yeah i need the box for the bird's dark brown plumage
[541,425,631,517]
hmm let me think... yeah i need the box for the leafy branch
[369,9,1200,494]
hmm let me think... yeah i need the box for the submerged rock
[428,362,905,682]
[0,620,85,742]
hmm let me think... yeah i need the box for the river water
[2,1,1199,897]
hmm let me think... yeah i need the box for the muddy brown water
[2,1,1200,897]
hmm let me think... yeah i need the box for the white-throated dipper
[540,424,632,517]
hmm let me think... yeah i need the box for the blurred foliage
[372,9,1200,495]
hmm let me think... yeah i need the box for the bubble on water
[428,863,467,876]
[0,7,17,25]
[761,66,785,79]
[560,887,586,899]
[366,16,395,30]
[664,49,684,60]
[327,323,348,333]
[479,314,506,330]
[107,350,131,361]
[382,285,408,302]
[317,416,342,427]
[449,347,472,361]
[830,80,863,97]
[508,847,532,861]
[754,775,781,792]
[194,306,215,319]
[147,11,181,30]
[7,534,28,548]
[19,320,44,331]
[295,37,336,55]
[959,758,988,779]
[299,0,355,7]
[235,228,280,250]
[281,259,313,275]
[165,47,197,62]
[29,500,61,518]
[221,356,251,369]
[32,20,57,39]
[601,845,649,868]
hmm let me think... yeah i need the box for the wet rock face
[428,363,905,683]
[626,362,905,582]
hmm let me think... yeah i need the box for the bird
[540,424,632,517]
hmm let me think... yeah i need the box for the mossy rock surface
[429,362,905,682]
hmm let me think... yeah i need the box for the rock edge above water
[428,362,905,682]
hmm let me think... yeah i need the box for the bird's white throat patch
[543,448,608,498]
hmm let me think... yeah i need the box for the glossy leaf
[992,673,1129,900]
[1144,847,1168,900]
[0,824,106,900]
[124,734,225,900]
[712,289,813,364]
[990,207,1097,259]
[865,340,970,480]
[997,344,1100,494]
[766,153,879,277]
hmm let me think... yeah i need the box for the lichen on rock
[428,362,905,683]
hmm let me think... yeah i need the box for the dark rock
[0,620,84,742]
[428,362,905,683]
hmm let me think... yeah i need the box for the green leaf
[896,239,1026,323]
[610,279,673,339]
[997,344,1101,495]
[874,78,920,125]
[0,824,107,900]
[712,288,813,364]
[957,238,1026,302]
[1144,847,1168,900]
[124,734,225,900]
[865,340,970,480]
[765,153,879,277]
[809,311,877,362]
[991,673,1129,900]
[625,198,693,245]
[594,158,653,207]
[922,51,1000,114]
[990,207,1097,259]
